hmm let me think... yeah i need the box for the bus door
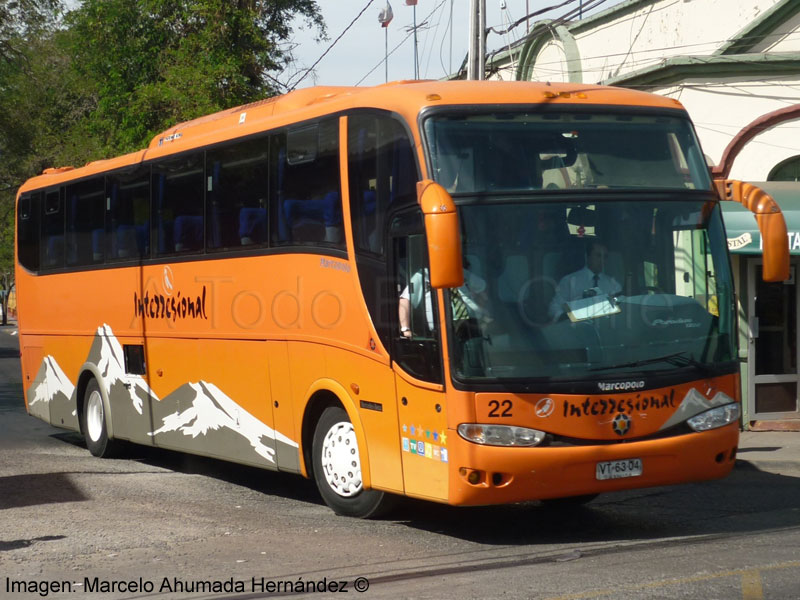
[390,209,449,502]
[746,258,800,424]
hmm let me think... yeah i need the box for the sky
[285,0,626,90]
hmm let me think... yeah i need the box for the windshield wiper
[590,351,710,372]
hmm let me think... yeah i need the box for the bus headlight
[687,403,740,432]
[457,424,546,447]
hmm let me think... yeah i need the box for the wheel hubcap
[321,421,363,497]
[86,390,104,443]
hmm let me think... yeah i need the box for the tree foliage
[0,1,67,282]
[0,0,325,285]
[0,0,61,64]
[65,0,325,154]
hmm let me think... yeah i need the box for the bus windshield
[444,199,735,383]
[423,110,712,192]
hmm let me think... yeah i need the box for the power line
[355,28,417,86]
[421,0,448,78]
[287,0,377,91]
[487,0,583,36]
[493,12,800,80]
[438,0,455,76]
[502,28,800,82]
[475,0,611,79]
[694,123,800,154]
[355,0,448,86]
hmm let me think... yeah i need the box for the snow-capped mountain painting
[26,324,301,472]
[151,381,299,467]
[89,324,159,415]
[27,355,76,423]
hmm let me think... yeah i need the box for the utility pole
[526,0,530,34]
[1,273,8,326]
[467,0,486,80]
[413,4,419,79]
[449,0,454,74]
[378,2,393,82]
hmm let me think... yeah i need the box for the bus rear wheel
[81,378,119,458]
[312,406,394,518]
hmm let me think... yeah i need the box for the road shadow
[45,428,800,545]
[0,473,88,509]
[135,447,322,505]
[52,432,323,507]
[384,463,800,545]
[0,347,20,359]
[0,535,65,553]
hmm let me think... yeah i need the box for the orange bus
[15,81,789,517]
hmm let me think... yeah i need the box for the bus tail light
[687,403,740,432]
[457,424,546,447]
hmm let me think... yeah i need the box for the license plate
[596,458,643,480]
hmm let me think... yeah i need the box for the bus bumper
[447,423,739,505]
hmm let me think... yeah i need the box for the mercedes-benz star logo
[612,413,631,436]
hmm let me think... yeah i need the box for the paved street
[1,325,800,600]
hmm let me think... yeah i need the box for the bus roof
[18,80,686,194]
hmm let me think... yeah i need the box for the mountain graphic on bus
[659,388,733,431]
[26,324,300,470]
[28,355,76,423]
[150,380,298,466]
[87,324,159,415]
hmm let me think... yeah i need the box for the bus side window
[42,188,64,270]
[17,193,40,272]
[206,136,269,251]
[348,113,417,256]
[274,119,344,249]
[66,177,105,266]
[107,170,150,261]
[347,112,419,351]
[391,210,443,384]
[153,153,204,256]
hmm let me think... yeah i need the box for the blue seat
[45,235,64,267]
[135,224,150,256]
[283,191,342,243]
[284,191,341,226]
[91,228,105,262]
[239,207,267,245]
[113,225,139,258]
[173,215,203,252]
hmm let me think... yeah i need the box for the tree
[64,0,326,154]
[0,1,65,297]
[0,0,62,65]
[0,0,325,305]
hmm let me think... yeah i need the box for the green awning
[722,181,800,255]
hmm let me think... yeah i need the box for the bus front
[420,104,745,504]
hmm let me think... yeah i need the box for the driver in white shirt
[549,239,621,320]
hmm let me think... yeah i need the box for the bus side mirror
[417,180,464,289]
[715,180,789,282]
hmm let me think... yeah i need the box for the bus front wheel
[311,406,394,518]
[81,378,119,458]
